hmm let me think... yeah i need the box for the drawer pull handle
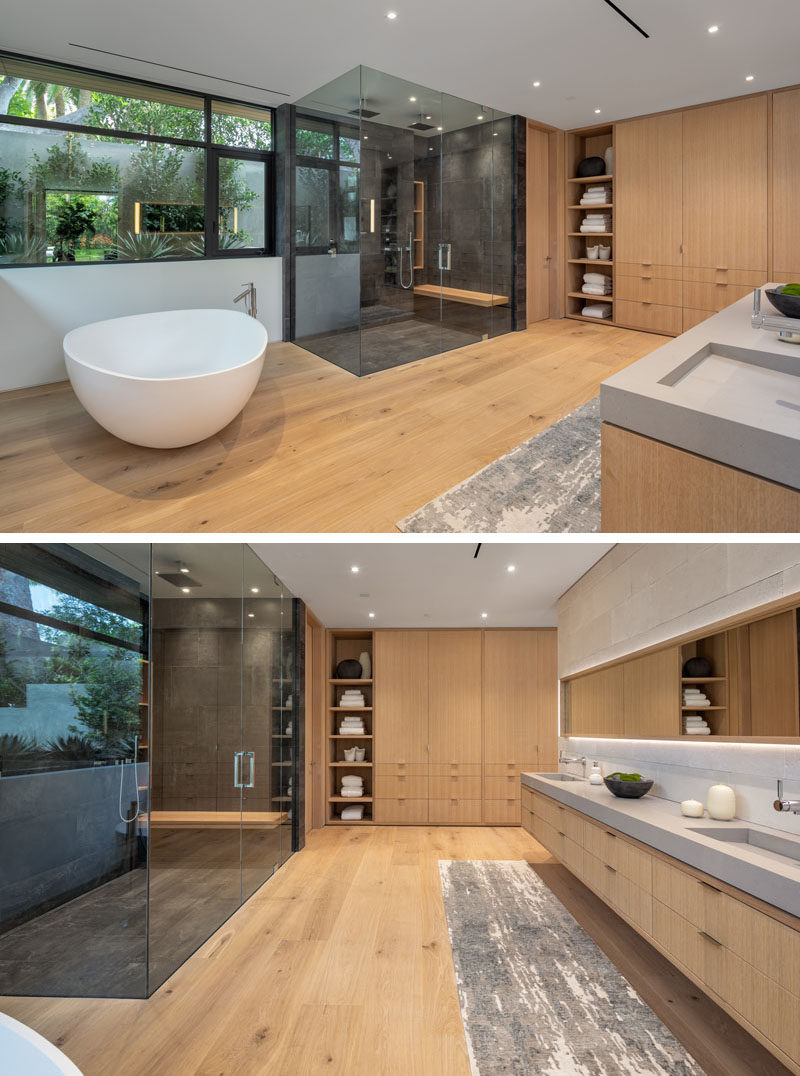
[558,830,566,837]
[700,880,721,894]
[604,831,617,839]
[642,275,652,280]
[642,261,652,265]
[698,930,722,947]
[715,266,728,271]
[605,864,617,873]
[642,301,651,305]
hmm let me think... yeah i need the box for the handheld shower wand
[400,228,414,290]
[118,735,141,824]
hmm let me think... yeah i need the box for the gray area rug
[439,860,704,1076]
[398,397,601,533]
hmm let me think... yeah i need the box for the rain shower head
[408,121,435,130]
[349,98,380,118]
[157,572,202,588]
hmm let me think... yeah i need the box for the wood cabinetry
[682,96,768,273]
[428,630,482,764]
[374,632,428,764]
[615,112,683,268]
[522,786,800,1075]
[772,88,800,281]
[622,647,680,737]
[568,666,623,736]
[748,611,800,737]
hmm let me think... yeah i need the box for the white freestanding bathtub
[0,1012,83,1075]
[63,309,268,449]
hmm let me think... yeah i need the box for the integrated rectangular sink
[536,773,581,782]
[657,342,800,432]
[689,826,800,866]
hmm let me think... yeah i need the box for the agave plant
[0,733,36,757]
[115,230,176,261]
[46,734,101,761]
[0,230,48,265]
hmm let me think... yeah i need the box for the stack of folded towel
[580,184,611,206]
[683,687,711,707]
[581,303,612,319]
[339,715,366,734]
[340,774,364,797]
[340,804,364,820]
[684,714,712,734]
[339,689,365,707]
[582,272,612,297]
[580,212,611,234]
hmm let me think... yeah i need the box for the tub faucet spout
[234,282,257,318]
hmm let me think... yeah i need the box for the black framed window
[295,114,359,254]
[0,52,275,266]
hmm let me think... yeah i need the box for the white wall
[557,542,800,832]
[0,256,283,391]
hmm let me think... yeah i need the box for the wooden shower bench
[413,284,508,307]
[140,810,287,832]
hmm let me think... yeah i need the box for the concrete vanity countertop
[522,771,800,920]
[600,286,800,490]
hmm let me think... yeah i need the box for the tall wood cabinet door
[568,666,624,736]
[484,630,556,764]
[682,96,768,271]
[535,631,559,769]
[772,88,800,280]
[374,632,429,764]
[623,647,680,737]
[428,630,482,764]
[749,612,800,737]
[615,112,683,266]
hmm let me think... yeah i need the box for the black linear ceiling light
[602,0,650,38]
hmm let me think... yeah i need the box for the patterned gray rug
[439,860,704,1076]
[398,397,601,533]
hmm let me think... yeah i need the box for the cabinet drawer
[615,300,682,335]
[521,803,535,836]
[562,810,584,846]
[616,261,682,280]
[375,774,428,798]
[429,775,481,799]
[533,815,564,859]
[428,798,482,825]
[484,799,521,826]
[520,785,535,812]
[561,834,584,878]
[373,798,428,824]
[615,275,682,306]
[484,774,523,799]
[682,267,766,287]
[533,793,565,832]
[375,763,428,777]
[683,281,753,312]
[614,874,653,936]
[683,307,714,332]
[484,761,539,776]
[429,762,481,776]
[583,850,618,903]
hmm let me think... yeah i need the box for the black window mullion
[204,99,215,257]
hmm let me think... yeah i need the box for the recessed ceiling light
[481,612,488,619]
[477,114,484,120]
[437,126,443,131]
[368,612,376,619]
[351,565,360,573]
[507,565,516,573]
[250,587,260,593]
[363,135,368,139]
[745,74,755,81]
[493,132,498,136]
[429,146,433,150]
[532,81,541,88]
[386,10,397,18]
[708,24,719,33]
[181,587,191,594]
[409,96,416,102]
[179,565,190,574]
[247,612,255,618]
[594,108,601,114]
[425,114,431,119]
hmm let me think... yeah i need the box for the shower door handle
[233,751,255,789]
[438,243,452,271]
[233,751,243,788]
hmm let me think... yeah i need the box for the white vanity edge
[600,286,800,490]
[521,771,800,920]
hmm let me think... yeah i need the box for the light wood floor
[0,321,663,532]
[1,826,789,1076]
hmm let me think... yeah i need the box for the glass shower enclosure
[0,542,301,999]
[291,66,515,375]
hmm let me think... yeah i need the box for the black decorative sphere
[576,156,606,178]
[682,656,713,678]
[337,658,363,679]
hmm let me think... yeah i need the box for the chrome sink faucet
[234,281,257,318]
[558,750,586,775]
[774,780,800,815]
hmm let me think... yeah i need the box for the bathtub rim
[0,1012,83,1075]
[63,308,268,383]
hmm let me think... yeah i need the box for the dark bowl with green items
[603,772,654,799]
[765,284,800,318]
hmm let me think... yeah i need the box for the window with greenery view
[0,54,274,265]
[295,115,359,253]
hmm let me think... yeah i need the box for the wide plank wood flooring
[0,321,663,532]
[1,825,789,1076]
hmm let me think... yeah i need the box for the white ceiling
[4,0,799,129]
[251,541,612,627]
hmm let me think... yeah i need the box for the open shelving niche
[565,123,616,326]
[327,629,374,824]
[679,630,729,737]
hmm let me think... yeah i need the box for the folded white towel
[583,272,610,284]
[341,776,364,786]
[339,788,364,797]
[340,805,364,820]
[339,726,365,735]
[584,211,610,218]
[582,286,611,296]
[684,728,711,735]
[580,196,608,205]
[580,223,609,230]
[586,184,610,193]
[582,304,612,319]
[684,718,709,726]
